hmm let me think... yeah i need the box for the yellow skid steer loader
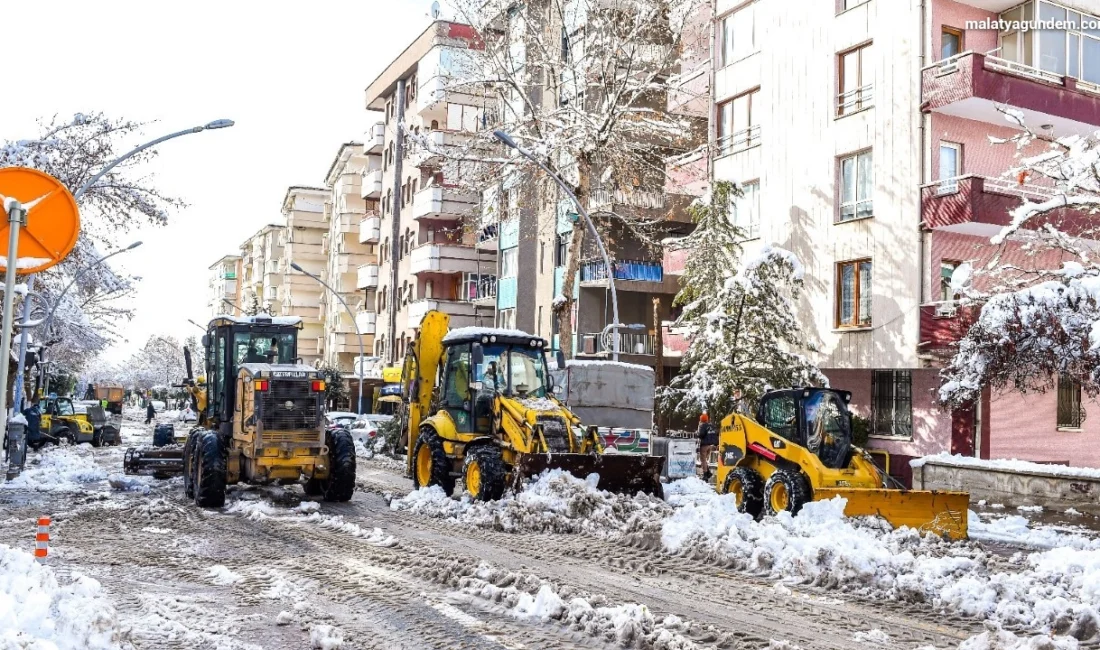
[716,388,968,539]
[401,311,664,499]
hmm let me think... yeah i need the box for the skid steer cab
[716,388,969,540]
[401,311,664,500]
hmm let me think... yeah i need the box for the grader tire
[723,466,765,519]
[412,429,453,496]
[194,432,226,508]
[183,431,202,499]
[321,429,356,502]
[764,468,811,517]
[463,445,505,501]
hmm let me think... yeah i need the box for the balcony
[355,311,377,334]
[476,222,498,250]
[465,277,497,303]
[284,241,326,262]
[411,185,478,222]
[361,169,383,199]
[328,332,369,355]
[587,188,666,211]
[580,259,663,283]
[921,51,1100,135]
[409,243,486,275]
[407,298,485,328]
[920,175,1092,235]
[366,122,385,154]
[359,215,381,243]
[356,264,379,289]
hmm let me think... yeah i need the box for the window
[501,248,518,278]
[718,2,756,67]
[838,150,873,221]
[732,181,760,239]
[999,2,1100,83]
[499,308,516,329]
[1057,375,1084,429]
[838,43,873,116]
[938,142,962,193]
[840,0,870,10]
[872,370,913,438]
[940,260,960,304]
[554,233,568,267]
[716,88,759,156]
[540,242,545,274]
[942,26,963,59]
[836,259,872,328]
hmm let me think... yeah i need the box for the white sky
[1,0,433,363]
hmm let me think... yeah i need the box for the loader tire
[321,429,356,502]
[303,478,324,496]
[194,433,226,508]
[412,429,453,496]
[183,431,202,499]
[91,430,102,448]
[764,468,810,517]
[463,445,505,501]
[723,466,765,518]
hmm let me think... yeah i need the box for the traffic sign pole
[0,200,26,469]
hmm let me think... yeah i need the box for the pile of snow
[970,513,1100,550]
[1,445,108,492]
[0,543,122,649]
[388,469,670,536]
[309,624,344,649]
[207,565,244,586]
[107,474,152,494]
[911,453,1100,480]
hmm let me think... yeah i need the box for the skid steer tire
[303,479,324,496]
[412,429,453,496]
[194,433,226,508]
[463,445,505,501]
[91,430,102,448]
[321,429,356,502]
[764,468,811,517]
[723,467,765,518]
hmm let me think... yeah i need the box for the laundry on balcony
[580,259,664,283]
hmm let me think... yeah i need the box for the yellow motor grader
[716,387,969,539]
[400,310,664,499]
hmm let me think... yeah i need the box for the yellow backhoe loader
[716,387,968,539]
[401,311,664,499]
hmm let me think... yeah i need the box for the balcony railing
[355,310,377,334]
[366,122,385,154]
[580,332,655,356]
[580,259,664,283]
[464,278,497,301]
[359,215,380,244]
[361,169,383,199]
[477,223,498,244]
[587,187,666,211]
[837,84,874,116]
[716,124,761,157]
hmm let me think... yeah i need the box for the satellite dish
[430,1,441,19]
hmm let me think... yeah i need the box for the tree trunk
[555,159,592,361]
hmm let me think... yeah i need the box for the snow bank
[2,445,108,492]
[911,453,1100,480]
[309,624,344,649]
[0,543,122,649]
[207,565,244,585]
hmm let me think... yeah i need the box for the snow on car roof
[443,326,542,344]
[326,412,358,419]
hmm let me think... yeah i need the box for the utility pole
[387,79,407,365]
[653,296,664,436]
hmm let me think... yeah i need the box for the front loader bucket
[513,453,665,498]
[124,445,185,478]
[815,487,969,540]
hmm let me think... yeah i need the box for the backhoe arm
[404,311,450,476]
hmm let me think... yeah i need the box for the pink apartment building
[710,0,1100,483]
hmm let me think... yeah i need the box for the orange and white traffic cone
[35,516,50,563]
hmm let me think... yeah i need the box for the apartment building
[364,20,497,364]
[711,0,1100,475]
[279,187,328,366]
[320,141,382,384]
[206,255,241,319]
[236,223,286,317]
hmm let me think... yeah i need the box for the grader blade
[815,487,969,540]
[513,453,665,498]
[124,445,185,477]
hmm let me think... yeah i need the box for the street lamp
[492,129,624,360]
[290,262,365,415]
[187,319,207,332]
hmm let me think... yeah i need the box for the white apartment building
[364,20,497,364]
[238,224,285,316]
[279,187,328,366]
[321,141,382,380]
[206,255,241,319]
[711,0,1100,477]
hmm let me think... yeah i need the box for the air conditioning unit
[935,302,957,317]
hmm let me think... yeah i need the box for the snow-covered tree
[412,0,708,356]
[1,113,183,373]
[658,181,826,419]
[939,114,1100,408]
[317,362,350,410]
[119,335,186,390]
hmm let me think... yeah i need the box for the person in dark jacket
[145,400,156,425]
[697,412,719,482]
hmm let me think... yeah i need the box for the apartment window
[716,88,759,156]
[940,260,961,304]
[839,0,870,10]
[938,142,962,193]
[836,259,872,328]
[999,2,1100,83]
[499,308,516,330]
[942,26,963,59]
[872,370,913,438]
[718,2,756,68]
[501,248,518,278]
[539,242,545,274]
[1057,375,1084,429]
[838,43,873,116]
[732,180,760,240]
[839,150,873,221]
[554,233,568,267]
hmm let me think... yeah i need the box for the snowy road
[1,414,1097,650]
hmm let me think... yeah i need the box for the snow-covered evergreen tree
[659,181,825,419]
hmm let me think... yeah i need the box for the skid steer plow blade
[815,487,969,540]
[124,446,185,477]
[513,453,665,498]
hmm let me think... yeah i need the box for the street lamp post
[491,130,624,360]
[291,262,364,414]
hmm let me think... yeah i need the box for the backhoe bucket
[513,453,665,498]
[124,445,185,477]
[815,487,969,540]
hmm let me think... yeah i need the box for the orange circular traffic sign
[0,167,80,275]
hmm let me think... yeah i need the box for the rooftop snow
[214,315,303,326]
[443,326,539,343]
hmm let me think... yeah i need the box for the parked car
[348,414,394,458]
[324,411,358,429]
[177,407,198,423]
